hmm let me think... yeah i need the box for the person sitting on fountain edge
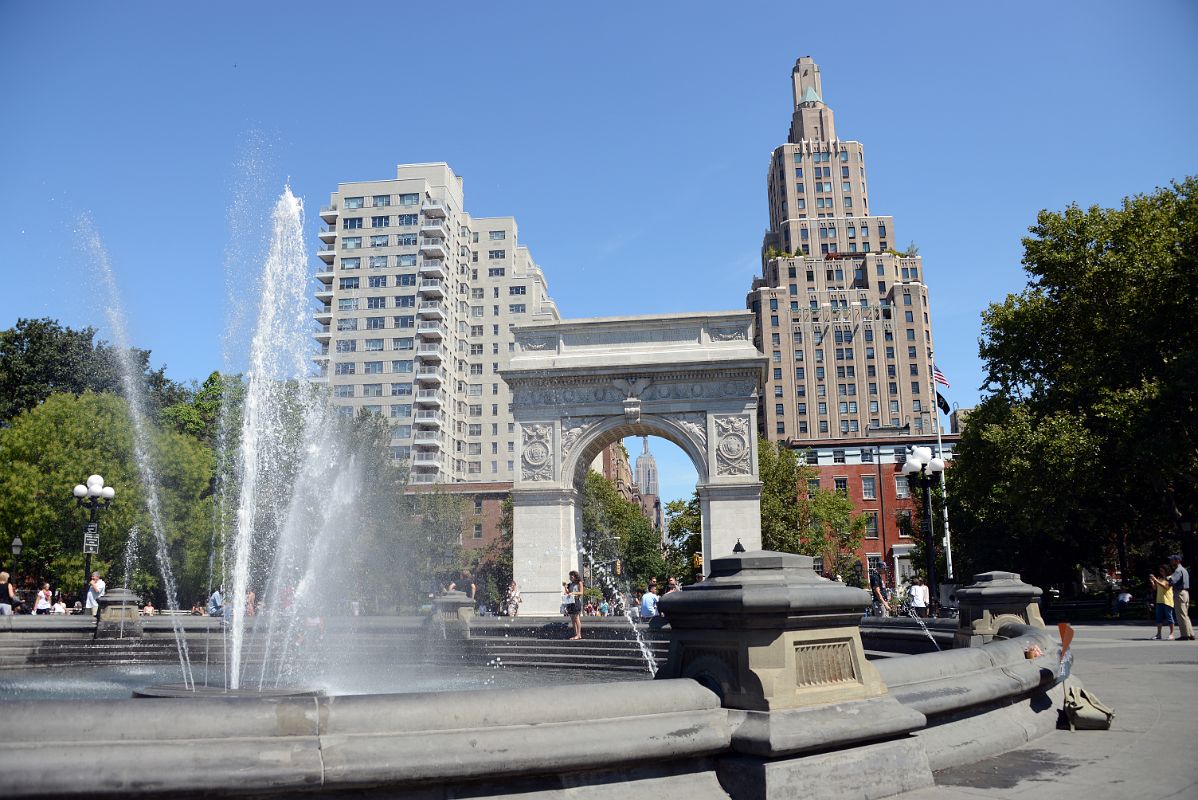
[206,586,223,617]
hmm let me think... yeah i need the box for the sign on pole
[83,522,99,554]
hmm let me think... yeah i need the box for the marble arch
[500,312,767,615]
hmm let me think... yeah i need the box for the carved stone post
[95,587,142,639]
[659,550,930,798]
[954,571,1045,647]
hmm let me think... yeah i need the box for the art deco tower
[748,57,938,443]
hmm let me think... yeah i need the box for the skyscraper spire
[789,56,836,144]
[634,436,659,497]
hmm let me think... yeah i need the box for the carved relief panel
[520,423,554,482]
[714,414,753,476]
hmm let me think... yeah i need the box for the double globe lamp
[73,475,116,603]
[903,447,944,610]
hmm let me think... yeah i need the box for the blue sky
[2,1,1196,507]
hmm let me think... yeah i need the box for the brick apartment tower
[746,57,956,583]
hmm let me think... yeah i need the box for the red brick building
[790,433,958,585]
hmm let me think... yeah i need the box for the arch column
[697,481,763,572]
[512,486,580,616]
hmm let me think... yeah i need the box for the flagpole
[931,366,954,582]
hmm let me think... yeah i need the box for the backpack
[1063,682,1115,730]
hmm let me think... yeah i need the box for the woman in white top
[910,577,930,618]
[34,582,53,615]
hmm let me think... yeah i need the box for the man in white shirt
[910,577,930,618]
[639,585,660,618]
[85,572,105,616]
[1168,554,1192,640]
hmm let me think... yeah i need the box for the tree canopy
[950,177,1198,591]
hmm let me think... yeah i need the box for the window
[394,295,415,308]
[370,234,388,247]
[343,236,361,250]
[363,361,383,375]
[343,217,363,230]
[392,337,414,350]
[391,360,413,373]
[341,257,360,270]
[508,304,526,313]
[336,318,358,331]
[364,338,384,352]
[393,315,414,328]
[372,195,390,208]
[390,383,412,396]
[390,404,412,418]
[367,275,387,288]
[339,277,359,290]
[862,476,876,499]
[895,477,910,499]
[399,193,419,206]
[334,384,354,398]
[362,383,382,396]
[365,317,386,330]
[864,512,879,538]
[833,449,846,464]
[338,298,358,311]
[488,267,506,277]
[509,285,527,295]
[488,230,506,240]
[807,479,820,498]
[366,297,385,310]
[334,362,355,375]
[834,477,848,494]
[397,256,417,269]
[488,250,506,259]
[371,216,389,228]
[344,197,364,210]
[335,340,357,354]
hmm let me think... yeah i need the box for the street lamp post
[73,474,115,606]
[10,536,22,587]
[903,447,944,613]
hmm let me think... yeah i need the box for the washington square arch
[500,311,767,616]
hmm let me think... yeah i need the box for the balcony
[314,269,334,284]
[419,260,448,280]
[420,218,448,238]
[318,227,336,244]
[409,472,440,484]
[415,389,445,407]
[314,325,332,342]
[421,200,447,218]
[417,321,446,339]
[417,300,445,319]
[411,451,442,469]
[414,410,443,427]
[418,279,445,298]
[416,365,446,384]
[415,343,444,361]
[313,307,332,322]
[315,286,333,301]
[419,238,447,259]
[320,204,338,223]
[413,430,443,448]
[317,243,335,264]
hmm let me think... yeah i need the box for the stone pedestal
[511,486,579,616]
[658,550,925,776]
[429,591,475,638]
[954,571,1045,648]
[95,587,142,639]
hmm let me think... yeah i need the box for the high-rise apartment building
[748,57,939,443]
[315,163,559,485]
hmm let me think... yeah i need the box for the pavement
[898,622,1198,800]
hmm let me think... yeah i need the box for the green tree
[580,471,663,589]
[0,318,188,423]
[161,371,243,443]
[0,392,214,603]
[663,494,702,580]
[758,437,810,553]
[951,178,1198,590]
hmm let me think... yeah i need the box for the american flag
[932,363,950,388]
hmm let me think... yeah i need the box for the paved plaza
[901,622,1198,799]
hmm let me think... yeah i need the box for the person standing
[910,577,929,618]
[0,572,15,615]
[1149,564,1176,640]
[85,572,106,616]
[34,582,53,615]
[505,581,521,617]
[1167,554,1192,640]
[639,584,660,619]
[566,570,584,640]
[869,563,890,616]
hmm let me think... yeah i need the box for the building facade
[747,57,940,444]
[315,163,559,486]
